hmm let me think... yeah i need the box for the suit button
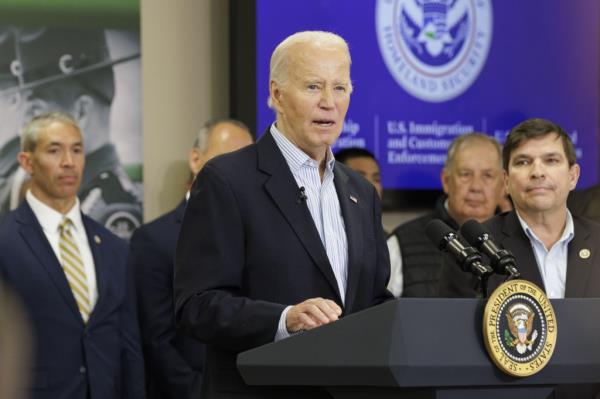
[80,366,86,374]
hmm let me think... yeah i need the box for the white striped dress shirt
[270,123,349,340]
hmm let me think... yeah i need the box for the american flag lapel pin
[349,195,358,204]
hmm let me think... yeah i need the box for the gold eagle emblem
[505,303,538,354]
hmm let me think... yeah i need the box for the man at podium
[174,31,393,398]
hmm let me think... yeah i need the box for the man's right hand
[286,297,342,333]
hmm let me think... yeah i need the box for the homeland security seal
[483,280,557,377]
[376,0,493,102]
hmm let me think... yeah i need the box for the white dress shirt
[26,190,99,308]
[386,235,403,297]
[516,210,574,299]
[270,123,348,340]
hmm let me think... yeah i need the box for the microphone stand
[460,247,491,298]
[498,251,521,282]
[475,274,489,299]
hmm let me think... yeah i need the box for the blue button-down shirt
[516,210,574,299]
[270,123,348,340]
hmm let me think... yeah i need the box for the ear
[72,94,95,129]
[269,80,284,113]
[17,151,33,175]
[188,148,204,176]
[503,170,510,194]
[440,169,450,195]
[568,163,581,191]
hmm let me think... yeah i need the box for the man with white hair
[174,31,392,398]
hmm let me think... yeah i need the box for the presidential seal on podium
[483,280,557,377]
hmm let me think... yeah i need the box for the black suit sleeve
[130,227,200,399]
[174,163,286,353]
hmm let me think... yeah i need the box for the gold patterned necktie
[58,217,90,322]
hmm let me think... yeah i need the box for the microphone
[297,186,308,204]
[425,219,493,278]
[460,219,520,279]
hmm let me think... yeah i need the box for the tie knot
[59,217,73,233]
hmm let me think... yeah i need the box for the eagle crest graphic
[399,0,469,65]
[504,303,539,354]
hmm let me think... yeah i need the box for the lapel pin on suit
[579,248,591,259]
[94,235,102,244]
[349,195,358,204]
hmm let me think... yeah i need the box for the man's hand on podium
[286,297,342,333]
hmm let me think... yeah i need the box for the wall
[140,0,230,220]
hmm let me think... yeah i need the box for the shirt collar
[270,123,336,173]
[26,190,84,235]
[515,209,575,249]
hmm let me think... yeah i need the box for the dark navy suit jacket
[130,200,205,399]
[174,130,393,398]
[0,201,145,399]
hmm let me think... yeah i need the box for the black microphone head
[425,219,455,251]
[460,219,491,249]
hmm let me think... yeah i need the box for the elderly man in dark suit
[129,118,253,399]
[440,118,600,299]
[174,31,392,398]
[0,112,144,399]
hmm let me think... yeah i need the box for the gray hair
[192,118,250,152]
[21,112,80,152]
[268,31,352,109]
[444,132,502,173]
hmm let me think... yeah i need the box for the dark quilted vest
[391,197,458,297]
